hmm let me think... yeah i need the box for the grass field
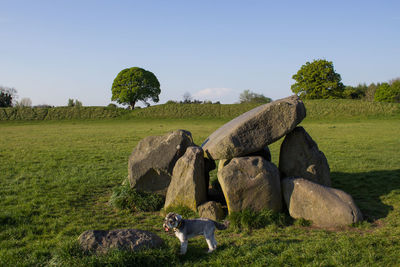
[1,110,400,265]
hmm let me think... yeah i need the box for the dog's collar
[173,220,184,231]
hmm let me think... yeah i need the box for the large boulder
[164,146,207,211]
[282,178,363,228]
[279,127,331,186]
[198,201,225,221]
[128,130,193,196]
[78,229,163,254]
[201,95,306,160]
[218,156,282,213]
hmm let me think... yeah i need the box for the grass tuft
[109,182,164,212]
[229,209,291,231]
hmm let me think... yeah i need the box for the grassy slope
[1,99,399,121]
[0,103,400,266]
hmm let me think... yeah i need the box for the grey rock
[164,146,207,211]
[218,156,282,214]
[198,201,225,221]
[202,95,306,160]
[128,130,193,195]
[279,127,331,186]
[78,229,163,254]
[282,177,363,228]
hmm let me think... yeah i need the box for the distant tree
[111,67,161,109]
[239,90,272,104]
[0,86,17,107]
[343,83,368,99]
[34,104,53,108]
[68,98,75,107]
[364,83,379,101]
[67,99,82,107]
[74,99,82,107]
[291,59,345,99]
[374,80,400,103]
[16,97,32,107]
[107,103,117,109]
[183,92,192,103]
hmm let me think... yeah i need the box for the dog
[163,212,228,254]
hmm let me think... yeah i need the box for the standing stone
[128,130,193,196]
[282,178,363,228]
[201,95,306,160]
[198,201,225,221]
[279,127,331,186]
[78,229,163,254]
[164,146,207,211]
[218,156,282,213]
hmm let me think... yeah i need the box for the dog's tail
[214,220,229,230]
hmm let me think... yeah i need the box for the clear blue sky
[1,0,399,106]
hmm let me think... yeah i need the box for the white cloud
[193,88,232,101]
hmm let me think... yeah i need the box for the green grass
[1,111,400,266]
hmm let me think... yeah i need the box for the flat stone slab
[78,229,163,254]
[201,95,306,160]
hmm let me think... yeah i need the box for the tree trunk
[130,102,136,110]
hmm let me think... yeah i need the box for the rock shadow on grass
[331,169,400,221]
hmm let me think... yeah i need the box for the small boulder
[282,177,363,228]
[128,130,193,195]
[202,95,306,160]
[279,127,331,186]
[164,146,207,211]
[78,229,163,254]
[218,156,282,213]
[198,201,225,221]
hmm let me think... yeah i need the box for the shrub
[109,183,164,212]
[107,103,118,109]
[374,81,400,103]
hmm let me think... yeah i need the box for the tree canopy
[374,79,400,103]
[0,86,17,107]
[111,67,161,109]
[239,90,272,104]
[291,59,345,99]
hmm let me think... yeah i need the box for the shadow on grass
[331,169,400,221]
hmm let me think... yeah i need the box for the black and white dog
[163,212,228,254]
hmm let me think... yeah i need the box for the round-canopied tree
[111,67,161,109]
[291,59,345,99]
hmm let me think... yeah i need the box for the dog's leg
[211,235,217,250]
[205,232,217,253]
[180,240,188,255]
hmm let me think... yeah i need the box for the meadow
[0,101,399,266]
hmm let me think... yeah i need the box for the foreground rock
[218,156,282,213]
[79,229,163,254]
[279,127,331,186]
[282,178,363,228]
[164,146,207,211]
[198,201,225,221]
[201,95,306,160]
[128,130,193,195]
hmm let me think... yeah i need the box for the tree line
[291,59,400,103]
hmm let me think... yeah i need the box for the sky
[1,0,400,107]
